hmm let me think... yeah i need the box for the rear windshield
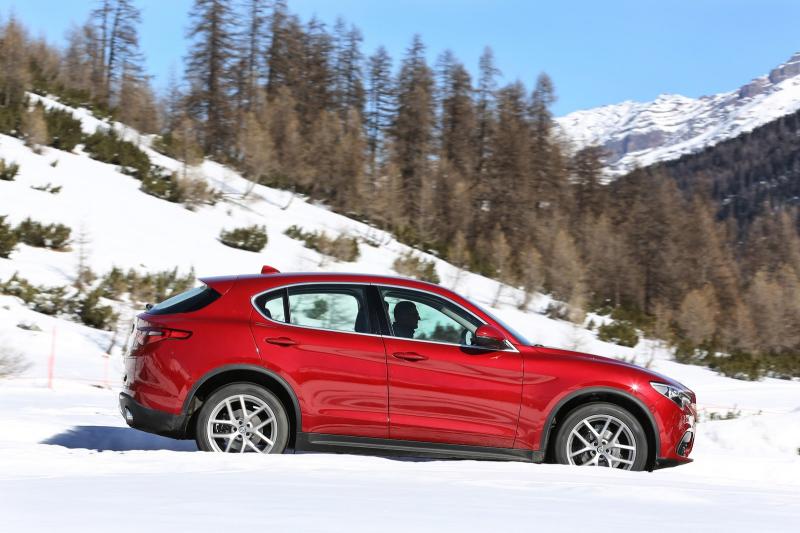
[148,285,220,315]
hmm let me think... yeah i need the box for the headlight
[651,382,692,409]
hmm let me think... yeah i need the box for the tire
[195,383,289,454]
[553,402,649,471]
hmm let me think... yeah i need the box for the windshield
[470,299,534,346]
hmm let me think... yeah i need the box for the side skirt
[295,432,544,463]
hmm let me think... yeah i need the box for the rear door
[251,283,388,438]
[377,286,523,448]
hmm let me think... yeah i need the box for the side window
[287,286,369,334]
[254,289,287,323]
[380,287,481,345]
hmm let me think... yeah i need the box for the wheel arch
[540,387,659,470]
[183,365,302,448]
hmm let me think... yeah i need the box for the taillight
[135,325,192,347]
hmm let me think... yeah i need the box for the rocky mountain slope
[557,52,800,176]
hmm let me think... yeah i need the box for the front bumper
[119,392,190,439]
[655,401,696,465]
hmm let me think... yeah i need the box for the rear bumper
[119,392,190,439]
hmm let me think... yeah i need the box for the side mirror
[474,324,508,349]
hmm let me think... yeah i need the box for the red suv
[120,267,696,471]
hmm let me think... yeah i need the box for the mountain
[557,52,800,176]
[617,104,800,231]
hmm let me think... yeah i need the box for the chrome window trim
[377,284,519,353]
[251,283,375,337]
[249,281,519,353]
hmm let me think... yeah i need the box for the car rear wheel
[196,383,289,454]
[553,402,648,471]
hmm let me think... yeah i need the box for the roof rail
[260,265,280,275]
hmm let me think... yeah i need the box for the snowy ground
[1,95,799,531]
[0,382,798,532]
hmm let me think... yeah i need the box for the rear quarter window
[148,285,221,315]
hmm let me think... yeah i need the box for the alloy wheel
[565,414,637,469]
[205,394,278,453]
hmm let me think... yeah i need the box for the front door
[251,284,388,438]
[377,286,522,448]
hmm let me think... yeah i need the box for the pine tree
[171,115,203,178]
[547,228,586,303]
[572,146,605,218]
[583,214,635,308]
[238,108,275,190]
[337,107,367,209]
[28,36,61,93]
[89,0,112,102]
[528,73,561,209]
[306,108,343,198]
[484,82,530,249]
[518,246,545,310]
[298,17,335,127]
[237,0,268,112]
[448,230,470,269]
[720,298,757,353]
[678,197,740,310]
[446,229,470,289]
[264,86,306,188]
[677,286,719,347]
[161,66,185,131]
[333,19,364,118]
[265,0,292,95]
[490,225,513,305]
[366,46,393,169]
[22,104,48,150]
[620,174,683,312]
[390,35,434,230]
[0,17,31,130]
[105,0,143,106]
[437,52,475,177]
[61,25,94,95]
[475,46,499,178]
[117,66,159,133]
[185,0,236,156]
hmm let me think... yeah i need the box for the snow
[1,95,799,531]
[557,53,800,177]
[0,382,798,532]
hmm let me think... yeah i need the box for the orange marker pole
[47,325,56,389]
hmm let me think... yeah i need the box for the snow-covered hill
[1,95,799,532]
[557,52,800,176]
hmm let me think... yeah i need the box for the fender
[182,364,302,431]
[538,386,660,458]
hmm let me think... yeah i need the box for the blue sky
[2,0,799,115]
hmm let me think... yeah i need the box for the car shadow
[42,425,198,452]
[42,427,457,461]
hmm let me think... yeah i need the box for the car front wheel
[553,402,649,471]
[196,383,289,454]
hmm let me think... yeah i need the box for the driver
[392,301,420,338]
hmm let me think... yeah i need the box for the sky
[1,0,799,116]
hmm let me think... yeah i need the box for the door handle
[266,337,298,347]
[392,351,427,362]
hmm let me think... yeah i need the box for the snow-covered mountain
[557,52,800,176]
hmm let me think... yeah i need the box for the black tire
[195,383,289,454]
[553,402,649,471]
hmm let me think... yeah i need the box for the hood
[534,345,692,392]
